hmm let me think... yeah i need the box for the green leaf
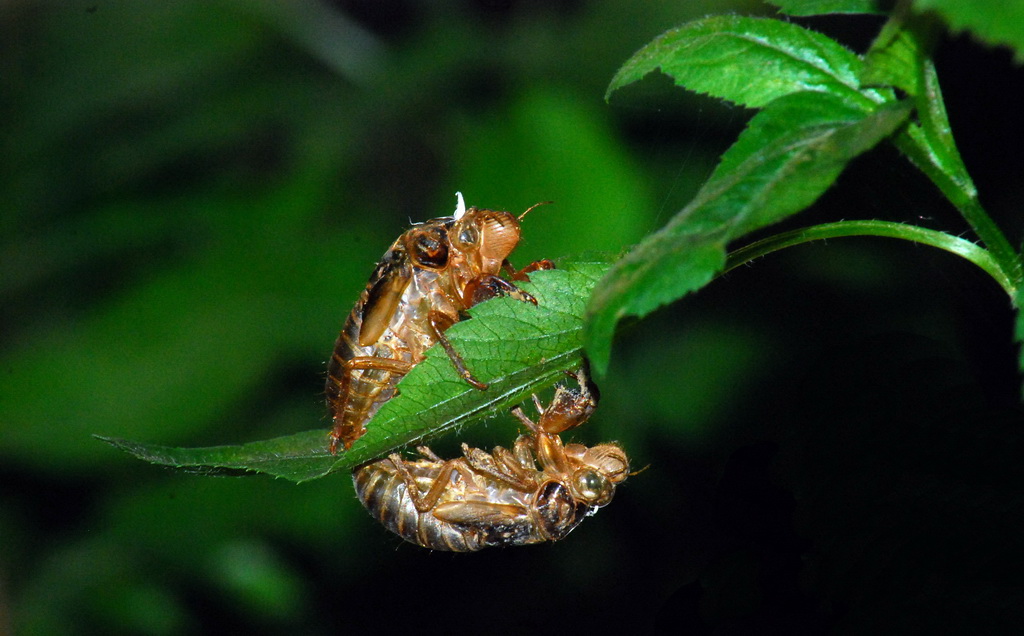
[769,0,888,16]
[585,96,911,373]
[914,0,1024,62]
[861,6,939,94]
[96,431,333,482]
[606,15,883,110]
[98,259,612,483]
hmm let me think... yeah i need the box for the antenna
[519,200,553,221]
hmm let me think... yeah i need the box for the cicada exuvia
[326,193,553,453]
[352,368,630,551]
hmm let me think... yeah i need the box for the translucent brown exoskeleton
[352,368,630,551]
[326,193,554,453]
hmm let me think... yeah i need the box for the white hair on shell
[454,191,466,220]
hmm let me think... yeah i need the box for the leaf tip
[94,434,129,452]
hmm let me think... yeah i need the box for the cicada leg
[511,404,539,433]
[512,365,599,439]
[329,356,415,454]
[416,446,443,461]
[512,433,537,469]
[439,261,556,392]
[509,366,598,475]
[491,445,537,485]
[535,367,599,435]
[428,310,489,390]
[388,453,471,514]
[503,258,556,282]
[461,274,538,307]
[459,443,535,491]
[512,405,572,477]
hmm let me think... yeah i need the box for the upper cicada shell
[325,193,554,453]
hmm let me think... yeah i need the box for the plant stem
[894,61,1021,286]
[723,220,1015,299]
[866,6,1020,287]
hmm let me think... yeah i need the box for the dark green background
[3,1,1023,633]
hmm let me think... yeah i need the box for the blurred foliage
[914,0,1024,61]
[2,0,1023,633]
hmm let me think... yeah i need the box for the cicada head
[451,207,522,275]
[564,442,630,508]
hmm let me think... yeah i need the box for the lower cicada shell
[352,368,629,551]
[326,194,553,453]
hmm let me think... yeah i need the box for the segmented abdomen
[325,304,404,443]
[326,265,449,448]
[353,459,488,552]
[353,455,595,551]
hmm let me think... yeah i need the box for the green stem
[723,220,1015,299]
[865,7,1020,286]
[894,61,1021,285]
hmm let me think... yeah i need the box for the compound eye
[451,217,480,251]
[458,224,479,247]
[410,231,449,269]
[573,470,612,506]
